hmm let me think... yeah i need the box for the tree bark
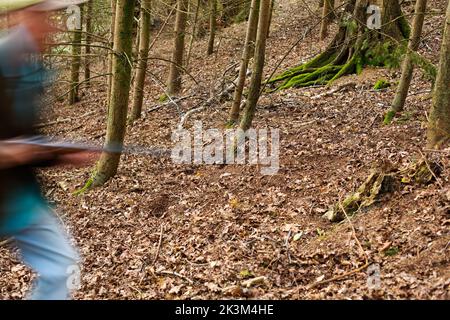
[266,0,275,38]
[427,0,450,148]
[207,0,217,55]
[167,0,188,96]
[381,0,410,40]
[186,0,201,68]
[229,0,260,124]
[386,0,427,124]
[93,0,136,186]
[319,0,334,41]
[69,8,83,105]
[239,0,271,131]
[130,0,152,122]
[107,0,117,107]
[84,0,94,88]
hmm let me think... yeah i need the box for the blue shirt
[0,26,50,235]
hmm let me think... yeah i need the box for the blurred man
[0,0,89,300]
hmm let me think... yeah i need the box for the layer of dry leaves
[0,0,448,299]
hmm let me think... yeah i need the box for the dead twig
[35,111,96,129]
[151,225,164,267]
[284,228,292,264]
[156,270,195,284]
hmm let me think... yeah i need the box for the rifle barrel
[2,136,172,157]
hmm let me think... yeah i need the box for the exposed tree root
[269,0,410,90]
[324,158,442,222]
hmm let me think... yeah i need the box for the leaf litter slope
[0,0,448,299]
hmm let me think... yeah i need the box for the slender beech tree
[229,0,260,124]
[385,0,427,124]
[186,0,201,68]
[130,0,152,122]
[69,7,83,105]
[266,0,275,37]
[92,0,136,186]
[207,0,217,55]
[319,0,334,41]
[107,0,117,106]
[239,0,271,131]
[427,0,450,148]
[167,0,188,97]
[84,0,94,88]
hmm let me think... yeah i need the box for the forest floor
[0,0,449,299]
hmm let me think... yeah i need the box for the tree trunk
[239,0,271,131]
[222,0,243,25]
[207,0,217,55]
[427,0,450,148]
[269,0,409,90]
[167,0,188,96]
[130,0,152,122]
[107,0,117,106]
[381,0,410,40]
[319,0,334,41]
[186,0,201,68]
[69,8,83,105]
[229,0,260,124]
[385,0,427,124]
[266,0,275,38]
[249,0,261,58]
[93,0,136,186]
[84,0,94,88]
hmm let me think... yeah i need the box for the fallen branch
[151,225,164,266]
[35,111,96,129]
[177,71,251,130]
[145,95,195,115]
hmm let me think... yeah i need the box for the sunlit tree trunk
[229,0,260,124]
[186,0,201,68]
[167,0,188,96]
[69,8,83,105]
[385,0,427,124]
[84,0,94,88]
[319,0,334,41]
[107,0,117,106]
[427,0,450,148]
[239,0,271,131]
[93,0,136,186]
[266,0,275,38]
[130,0,152,122]
[207,0,217,55]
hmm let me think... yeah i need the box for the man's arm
[0,143,47,170]
[0,142,97,170]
